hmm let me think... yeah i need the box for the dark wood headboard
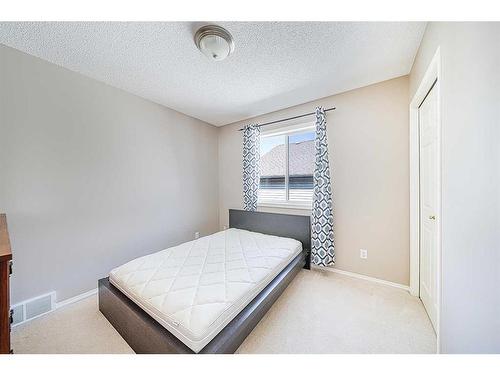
[228,209,311,269]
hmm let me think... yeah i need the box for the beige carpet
[12,269,436,354]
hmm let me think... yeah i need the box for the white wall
[409,22,500,353]
[0,44,220,303]
[218,77,410,285]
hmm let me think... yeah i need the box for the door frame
[409,47,442,352]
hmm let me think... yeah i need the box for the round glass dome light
[194,25,235,61]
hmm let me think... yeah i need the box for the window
[259,124,315,209]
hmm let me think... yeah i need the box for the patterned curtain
[311,107,335,266]
[242,124,261,211]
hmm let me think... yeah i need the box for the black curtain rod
[238,107,336,131]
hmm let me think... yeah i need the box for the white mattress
[109,228,302,353]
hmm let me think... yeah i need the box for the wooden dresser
[0,214,13,354]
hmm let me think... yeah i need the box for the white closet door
[419,82,438,330]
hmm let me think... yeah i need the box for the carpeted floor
[11,269,436,354]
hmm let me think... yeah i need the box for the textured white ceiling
[0,22,426,126]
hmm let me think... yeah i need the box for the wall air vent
[11,292,56,327]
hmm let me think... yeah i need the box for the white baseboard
[55,288,98,310]
[312,265,410,291]
[13,268,409,327]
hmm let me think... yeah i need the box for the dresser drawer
[1,214,13,354]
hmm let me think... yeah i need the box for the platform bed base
[99,209,311,354]
[98,252,305,354]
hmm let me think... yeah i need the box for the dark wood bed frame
[98,209,311,354]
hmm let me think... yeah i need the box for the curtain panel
[242,124,261,211]
[311,107,335,266]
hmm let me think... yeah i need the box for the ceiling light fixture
[194,25,235,61]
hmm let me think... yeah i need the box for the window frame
[258,121,315,210]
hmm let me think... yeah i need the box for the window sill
[257,201,312,211]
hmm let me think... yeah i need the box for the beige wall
[218,76,410,285]
[409,22,500,353]
[0,45,220,303]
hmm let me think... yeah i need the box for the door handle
[429,215,436,220]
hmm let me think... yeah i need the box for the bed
[98,209,311,354]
